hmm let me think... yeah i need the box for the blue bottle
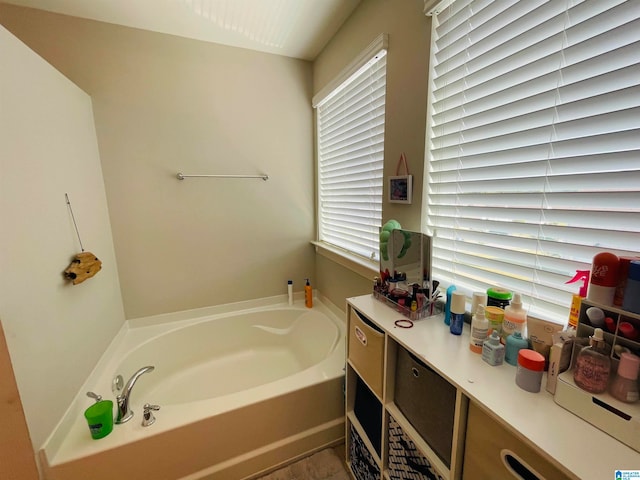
[444,285,457,326]
[450,291,465,335]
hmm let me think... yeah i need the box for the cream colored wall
[0,24,125,451]
[0,3,316,319]
[313,0,432,309]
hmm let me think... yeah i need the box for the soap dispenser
[573,328,611,394]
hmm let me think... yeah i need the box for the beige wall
[0,3,316,319]
[313,0,432,308]
[0,24,125,452]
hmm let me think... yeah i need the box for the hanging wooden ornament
[64,252,102,285]
[63,193,102,285]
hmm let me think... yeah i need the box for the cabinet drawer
[395,347,456,468]
[463,402,572,480]
[388,414,445,480]
[349,308,384,397]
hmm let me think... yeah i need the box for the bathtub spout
[115,366,155,424]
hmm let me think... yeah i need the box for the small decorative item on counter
[449,291,466,335]
[587,252,620,306]
[565,270,589,329]
[622,261,640,314]
[502,292,527,340]
[304,278,313,308]
[610,352,640,403]
[485,306,504,338]
[469,304,489,354]
[516,349,546,393]
[486,287,512,309]
[573,328,611,394]
[505,331,529,366]
[482,330,505,366]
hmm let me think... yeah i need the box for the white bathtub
[40,295,346,480]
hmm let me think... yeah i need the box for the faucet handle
[86,391,102,403]
[142,403,160,427]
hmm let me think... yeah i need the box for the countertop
[347,294,640,480]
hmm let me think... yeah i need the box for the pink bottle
[573,328,611,394]
[610,353,640,403]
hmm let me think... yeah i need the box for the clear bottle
[502,292,526,340]
[610,352,640,403]
[482,330,505,366]
[573,328,611,394]
[469,304,488,354]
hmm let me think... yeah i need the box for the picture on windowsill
[389,175,412,204]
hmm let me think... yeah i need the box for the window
[313,34,388,263]
[425,0,640,321]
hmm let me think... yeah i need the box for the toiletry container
[444,285,457,326]
[516,349,545,393]
[469,304,488,354]
[566,270,589,329]
[450,291,465,335]
[610,352,640,403]
[304,278,313,308]
[287,280,293,306]
[505,331,529,366]
[573,328,611,394]
[486,287,512,309]
[482,330,505,366]
[622,261,640,314]
[484,306,504,338]
[471,291,487,316]
[614,257,637,307]
[587,252,620,306]
[502,292,526,339]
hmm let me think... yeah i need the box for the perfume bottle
[573,328,611,394]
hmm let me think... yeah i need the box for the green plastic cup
[84,400,113,440]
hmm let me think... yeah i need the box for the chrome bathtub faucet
[115,366,155,424]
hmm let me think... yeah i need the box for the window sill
[311,241,378,280]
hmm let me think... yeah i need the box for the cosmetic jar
[516,349,545,393]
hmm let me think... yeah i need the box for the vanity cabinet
[346,304,466,480]
[345,294,640,480]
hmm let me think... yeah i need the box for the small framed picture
[388,175,413,204]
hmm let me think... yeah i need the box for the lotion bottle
[304,278,313,308]
[502,292,526,339]
[287,280,293,306]
[482,330,505,366]
[469,304,488,354]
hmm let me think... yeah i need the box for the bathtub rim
[40,292,345,467]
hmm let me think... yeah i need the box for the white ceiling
[2,0,361,60]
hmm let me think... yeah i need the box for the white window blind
[314,36,388,262]
[426,0,640,322]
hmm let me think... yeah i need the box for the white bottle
[469,304,489,354]
[287,280,293,306]
[502,292,526,339]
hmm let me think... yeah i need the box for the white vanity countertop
[347,294,640,480]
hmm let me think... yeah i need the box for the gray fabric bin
[394,347,456,468]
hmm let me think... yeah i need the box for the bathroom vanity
[344,293,640,480]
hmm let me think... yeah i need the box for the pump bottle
[304,278,313,308]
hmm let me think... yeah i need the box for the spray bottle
[304,278,313,308]
[565,270,589,330]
